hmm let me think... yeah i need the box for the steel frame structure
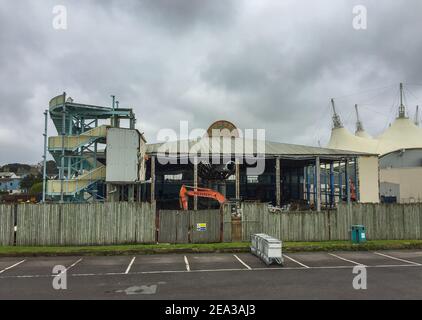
[43,92,136,202]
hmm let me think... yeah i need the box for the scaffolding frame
[43,93,136,202]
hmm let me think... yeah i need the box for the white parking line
[0,260,26,274]
[283,254,310,268]
[1,263,422,279]
[65,258,83,272]
[233,255,252,270]
[328,253,365,266]
[374,252,421,266]
[184,256,190,271]
[125,257,136,274]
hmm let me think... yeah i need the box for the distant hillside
[0,163,32,174]
[0,161,58,176]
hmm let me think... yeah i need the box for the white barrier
[250,233,284,265]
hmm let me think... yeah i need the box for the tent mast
[331,98,343,129]
[355,104,364,133]
[399,83,406,118]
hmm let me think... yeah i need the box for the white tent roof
[327,84,422,156]
[376,117,422,152]
[328,117,422,156]
[327,127,379,154]
[355,129,372,139]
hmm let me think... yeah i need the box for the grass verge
[1,240,422,257]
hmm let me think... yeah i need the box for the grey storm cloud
[1,0,422,164]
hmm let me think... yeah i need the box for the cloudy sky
[1,0,422,165]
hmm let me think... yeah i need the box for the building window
[247,175,259,183]
[164,174,182,181]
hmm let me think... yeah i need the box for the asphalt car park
[0,250,422,299]
[130,254,187,273]
[0,256,80,277]
[70,256,133,275]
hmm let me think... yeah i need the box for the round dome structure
[376,117,422,154]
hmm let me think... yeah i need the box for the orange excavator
[179,185,227,210]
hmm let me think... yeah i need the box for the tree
[30,182,43,194]
[20,174,42,193]
[45,160,59,175]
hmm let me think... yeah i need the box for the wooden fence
[158,208,232,244]
[1,202,422,246]
[0,204,14,246]
[1,202,156,246]
[241,202,422,241]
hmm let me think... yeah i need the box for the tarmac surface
[1,250,422,299]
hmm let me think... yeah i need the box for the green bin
[351,225,366,244]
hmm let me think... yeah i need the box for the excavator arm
[179,185,227,210]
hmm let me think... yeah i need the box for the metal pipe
[151,156,155,202]
[399,83,406,118]
[324,163,328,206]
[306,166,311,203]
[338,160,342,202]
[330,162,335,207]
[313,165,317,204]
[111,95,116,127]
[67,113,72,181]
[345,158,350,204]
[80,117,85,173]
[354,158,360,202]
[276,157,281,207]
[235,159,240,201]
[194,157,198,211]
[42,110,48,202]
[315,157,321,212]
[60,93,66,203]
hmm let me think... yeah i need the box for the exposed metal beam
[315,156,321,212]
[151,156,156,203]
[276,157,281,207]
[42,110,48,203]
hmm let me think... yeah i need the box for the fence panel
[9,202,422,246]
[16,204,61,246]
[158,210,189,244]
[0,204,14,246]
[158,210,178,243]
[136,201,156,244]
[403,204,421,240]
[158,209,221,243]
[242,202,422,242]
[241,202,264,241]
[190,210,221,243]
[15,202,155,246]
[222,204,233,242]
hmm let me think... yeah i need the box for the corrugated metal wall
[106,128,140,182]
